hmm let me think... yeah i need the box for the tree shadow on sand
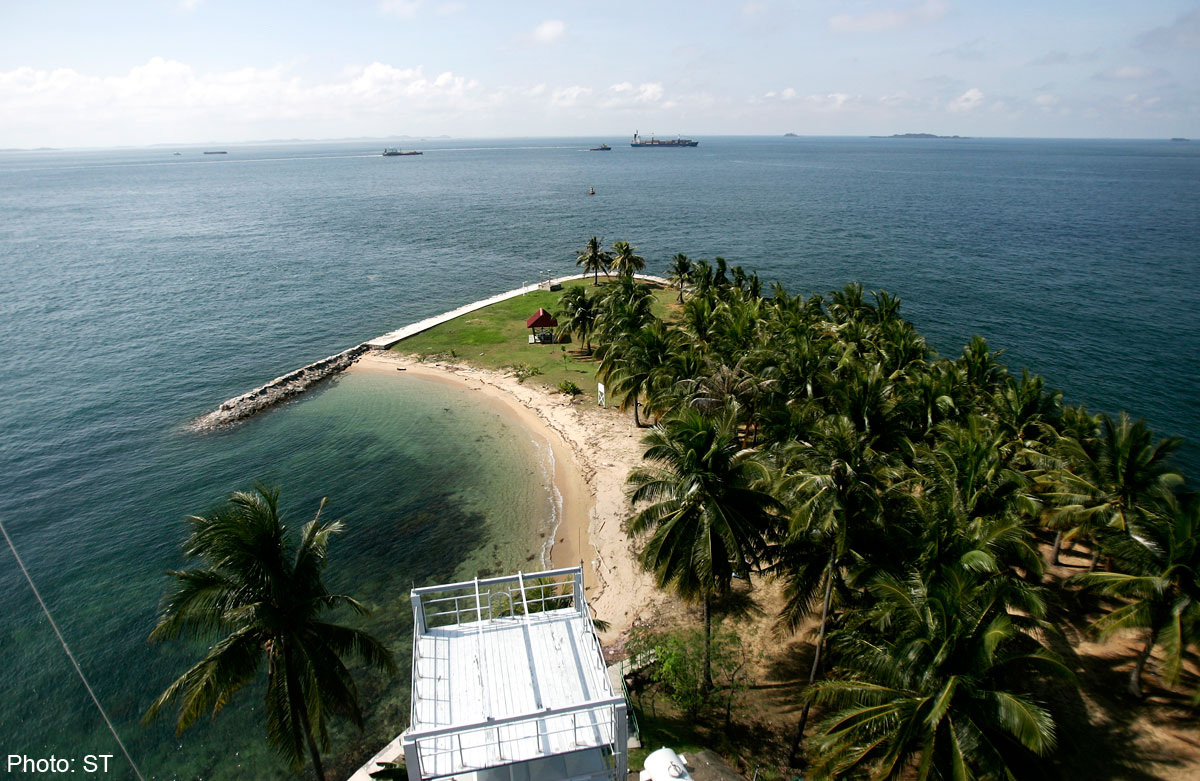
[1039,576,1195,780]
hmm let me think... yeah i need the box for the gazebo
[526,308,558,344]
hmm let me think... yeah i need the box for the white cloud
[1034,93,1059,107]
[1094,65,1164,81]
[1122,92,1164,110]
[937,38,987,61]
[807,92,856,110]
[1135,9,1200,51]
[178,0,203,11]
[379,1,420,19]
[759,89,855,110]
[551,85,590,107]
[532,20,567,44]
[600,82,664,108]
[0,58,486,145]
[542,82,665,111]
[829,0,950,34]
[947,87,983,112]
[741,2,768,16]
[879,90,917,107]
[1028,49,1098,67]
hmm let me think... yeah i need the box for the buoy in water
[589,187,595,195]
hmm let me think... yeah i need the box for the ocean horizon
[2,135,1197,778]
[5,133,1193,154]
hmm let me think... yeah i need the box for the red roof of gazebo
[525,308,558,328]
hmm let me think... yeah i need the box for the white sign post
[597,382,606,408]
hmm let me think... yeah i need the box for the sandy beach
[349,351,665,644]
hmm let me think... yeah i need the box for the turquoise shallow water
[1,367,558,779]
[1,137,1198,778]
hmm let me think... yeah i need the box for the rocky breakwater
[194,344,371,429]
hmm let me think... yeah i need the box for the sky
[1,0,1197,147]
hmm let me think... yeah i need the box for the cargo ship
[630,130,698,147]
[382,148,423,156]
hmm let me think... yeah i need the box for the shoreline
[350,352,663,644]
[195,273,671,428]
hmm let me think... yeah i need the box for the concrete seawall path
[197,273,670,427]
[365,272,669,349]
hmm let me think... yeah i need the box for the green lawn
[392,278,678,396]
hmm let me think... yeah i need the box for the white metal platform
[400,567,627,781]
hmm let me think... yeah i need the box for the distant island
[1170,137,1190,142]
[784,133,799,137]
[870,133,969,139]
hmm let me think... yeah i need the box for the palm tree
[1072,496,1200,698]
[555,286,599,354]
[144,485,396,780]
[576,236,611,284]
[599,318,678,427]
[713,256,729,287]
[609,240,646,278]
[667,253,691,303]
[772,413,902,764]
[627,407,780,690]
[679,357,775,446]
[679,292,718,348]
[592,277,656,353]
[990,370,1062,451]
[1042,412,1183,570]
[807,565,1066,779]
[958,335,1010,412]
[687,259,715,296]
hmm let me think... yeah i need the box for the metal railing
[620,675,642,744]
[408,699,622,780]
[408,567,598,729]
[403,566,628,780]
[412,567,586,631]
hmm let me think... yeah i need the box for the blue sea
[1,137,1198,778]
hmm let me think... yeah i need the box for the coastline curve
[195,273,669,428]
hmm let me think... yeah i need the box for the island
[188,243,1198,781]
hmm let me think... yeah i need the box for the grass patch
[392,278,677,394]
[628,706,784,777]
[627,711,708,771]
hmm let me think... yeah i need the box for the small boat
[589,143,611,151]
[383,148,423,156]
[589,187,595,195]
[203,151,227,155]
[172,152,181,156]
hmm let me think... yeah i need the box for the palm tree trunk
[285,643,326,781]
[788,557,835,768]
[703,594,714,693]
[1051,530,1063,565]
[1129,628,1158,698]
[633,396,642,427]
